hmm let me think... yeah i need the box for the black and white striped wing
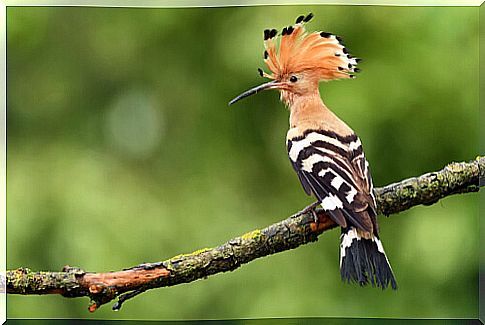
[287,130,375,232]
[348,137,378,216]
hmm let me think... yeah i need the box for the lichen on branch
[4,156,483,312]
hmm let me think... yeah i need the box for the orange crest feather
[262,13,360,81]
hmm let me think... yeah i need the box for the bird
[229,13,397,290]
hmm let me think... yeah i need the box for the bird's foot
[302,201,320,223]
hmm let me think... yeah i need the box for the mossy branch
[4,156,483,312]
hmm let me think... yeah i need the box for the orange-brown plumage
[262,13,358,83]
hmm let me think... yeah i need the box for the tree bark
[4,156,483,312]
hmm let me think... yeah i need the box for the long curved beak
[228,80,281,106]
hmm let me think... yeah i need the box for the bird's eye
[290,76,298,83]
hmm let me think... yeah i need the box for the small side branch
[5,156,483,311]
[6,265,170,312]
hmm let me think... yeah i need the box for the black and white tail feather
[340,227,397,289]
[287,128,397,290]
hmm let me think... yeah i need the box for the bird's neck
[288,92,354,137]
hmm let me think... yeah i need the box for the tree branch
[4,156,483,312]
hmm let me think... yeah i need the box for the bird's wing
[348,140,379,233]
[349,139,378,216]
[287,130,375,232]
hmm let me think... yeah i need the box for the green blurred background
[6,5,479,320]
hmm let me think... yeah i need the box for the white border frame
[0,1,482,324]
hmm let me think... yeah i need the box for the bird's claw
[302,201,320,223]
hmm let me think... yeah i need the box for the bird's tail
[340,227,397,290]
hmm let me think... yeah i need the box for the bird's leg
[301,201,321,223]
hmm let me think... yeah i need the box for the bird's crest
[260,13,360,81]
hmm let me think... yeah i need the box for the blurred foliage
[6,5,479,320]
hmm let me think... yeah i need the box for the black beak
[228,80,279,106]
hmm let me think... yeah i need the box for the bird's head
[229,13,360,107]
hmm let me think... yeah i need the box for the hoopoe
[229,13,397,290]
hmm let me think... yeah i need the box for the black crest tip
[263,29,270,40]
[282,27,288,36]
[354,68,361,73]
[257,68,264,77]
[320,31,332,38]
[263,50,268,59]
[296,15,305,24]
[270,29,278,38]
[355,58,362,63]
[342,47,349,54]
[287,26,294,35]
[338,66,344,71]
[303,13,313,22]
